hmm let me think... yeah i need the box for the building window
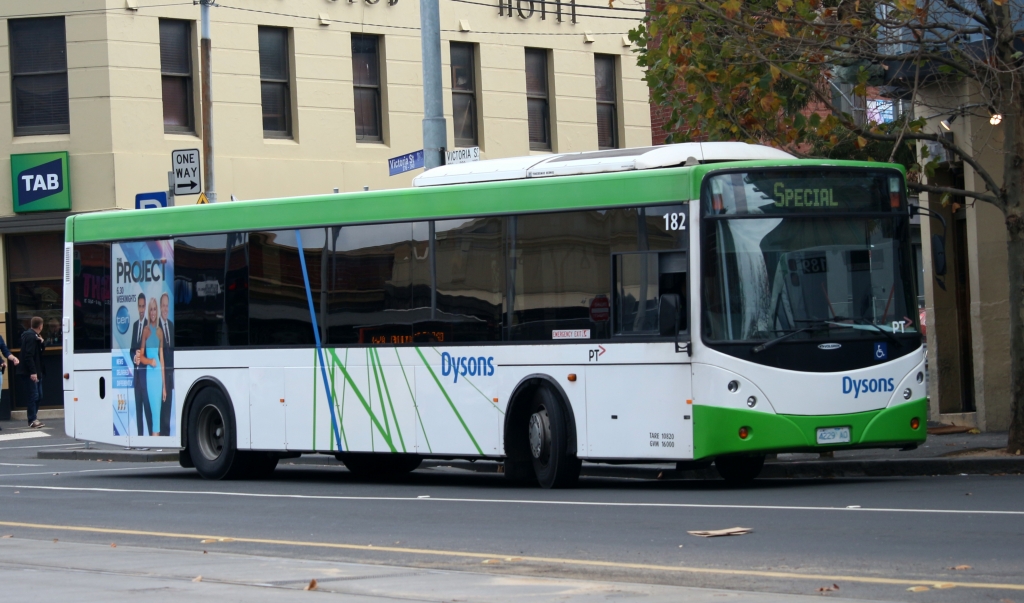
[9,17,69,136]
[159,19,194,133]
[594,54,618,149]
[259,27,291,137]
[352,34,383,142]
[450,42,478,147]
[525,48,551,151]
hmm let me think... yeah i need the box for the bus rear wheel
[527,387,580,489]
[715,454,766,484]
[188,387,248,480]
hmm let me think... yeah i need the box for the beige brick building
[0,0,650,415]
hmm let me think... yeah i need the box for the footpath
[6,418,1021,479]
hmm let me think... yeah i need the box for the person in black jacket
[0,333,20,431]
[17,316,46,428]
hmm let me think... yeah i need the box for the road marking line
[0,432,50,443]
[0,519,1020,592]
[1,484,1021,516]
[0,466,179,478]
[0,463,42,467]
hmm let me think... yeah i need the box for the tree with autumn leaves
[631,0,1024,451]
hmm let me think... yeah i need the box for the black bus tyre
[245,452,279,479]
[528,386,581,489]
[188,387,248,480]
[715,454,766,484]
[339,453,422,478]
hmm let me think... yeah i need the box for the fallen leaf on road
[505,557,523,562]
[110,543,117,548]
[907,586,930,592]
[1000,598,1014,603]
[950,565,972,570]
[687,527,752,538]
[817,584,840,592]
[481,559,501,564]
[933,583,956,589]
[192,576,202,582]
[303,579,318,591]
[200,539,217,544]
[1,535,11,539]
[52,539,58,543]
[218,538,235,543]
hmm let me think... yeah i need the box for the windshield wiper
[751,320,832,353]
[847,317,904,348]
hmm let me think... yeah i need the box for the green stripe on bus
[328,348,396,453]
[415,347,484,456]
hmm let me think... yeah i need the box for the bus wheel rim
[197,404,225,461]
[529,409,549,461]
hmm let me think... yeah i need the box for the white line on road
[0,466,179,478]
[2,484,1022,516]
[0,463,43,467]
[0,432,50,443]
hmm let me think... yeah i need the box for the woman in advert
[139,298,166,436]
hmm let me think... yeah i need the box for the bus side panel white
[63,242,74,392]
[328,349,387,453]
[249,367,286,450]
[414,350,501,456]
[76,370,128,448]
[498,367,587,458]
[585,365,693,460]
[690,364,777,413]
[284,367,315,451]
[63,391,75,437]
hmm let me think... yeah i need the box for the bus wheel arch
[504,375,581,488]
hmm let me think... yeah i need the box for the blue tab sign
[135,191,168,210]
[388,149,424,177]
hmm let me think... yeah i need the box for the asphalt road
[0,422,1022,602]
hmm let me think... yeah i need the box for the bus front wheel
[527,387,581,489]
[188,387,248,480]
[714,454,766,484]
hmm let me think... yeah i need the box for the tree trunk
[1007,214,1024,454]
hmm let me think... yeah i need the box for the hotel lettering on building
[0,0,651,416]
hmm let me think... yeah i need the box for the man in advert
[159,292,174,436]
[129,293,151,435]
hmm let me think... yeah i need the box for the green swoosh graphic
[415,347,484,455]
[430,348,504,416]
[395,349,432,453]
[369,348,393,447]
[328,348,396,452]
[373,348,406,453]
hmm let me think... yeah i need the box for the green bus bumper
[692,398,928,460]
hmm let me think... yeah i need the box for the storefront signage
[499,0,577,23]
[11,151,71,213]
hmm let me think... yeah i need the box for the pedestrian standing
[18,316,46,429]
[0,333,19,431]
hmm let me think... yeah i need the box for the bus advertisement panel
[112,240,175,438]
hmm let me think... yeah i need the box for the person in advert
[158,292,174,436]
[17,316,46,428]
[0,333,20,431]
[139,298,167,436]
[130,293,151,435]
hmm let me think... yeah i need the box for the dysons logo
[842,376,895,398]
[441,352,495,383]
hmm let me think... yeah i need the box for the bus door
[585,250,694,460]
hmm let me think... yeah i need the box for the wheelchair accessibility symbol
[873,342,888,360]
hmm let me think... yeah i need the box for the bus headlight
[916,372,924,383]
[728,380,739,393]
[746,396,757,408]
[903,388,912,400]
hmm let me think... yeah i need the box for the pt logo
[588,345,606,362]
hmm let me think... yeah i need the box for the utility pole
[200,0,217,202]
[420,0,447,170]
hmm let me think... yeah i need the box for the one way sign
[171,148,201,195]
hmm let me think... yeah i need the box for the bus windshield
[701,169,918,343]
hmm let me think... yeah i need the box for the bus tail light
[910,417,920,430]
[738,426,750,439]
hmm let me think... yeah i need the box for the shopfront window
[7,232,64,347]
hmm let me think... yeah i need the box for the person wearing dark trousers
[129,293,151,436]
[0,333,20,431]
[17,316,46,429]
[158,292,174,436]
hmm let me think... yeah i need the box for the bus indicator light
[738,426,750,439]
[910,417,920,430]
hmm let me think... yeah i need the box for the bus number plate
[816,426,851,445]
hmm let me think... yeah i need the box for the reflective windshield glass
[702,170,918,343]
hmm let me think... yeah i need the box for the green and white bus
[62,142,926,487]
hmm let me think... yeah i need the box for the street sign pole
[167,170,175,206]
[200,0,217,202]
[420,0,447,170]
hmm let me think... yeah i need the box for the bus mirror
[931,234,947,276]
[659,293,680,337]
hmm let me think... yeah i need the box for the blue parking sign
[873,342,888,361]
[135,191,168,210]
